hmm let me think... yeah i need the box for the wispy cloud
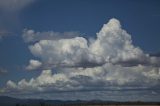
[0,0,36,40]
[0,0,35,12]
[0,30,13,40]
[23,29,80,43]
[0,68,8,75]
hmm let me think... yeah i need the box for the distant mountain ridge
[0,96,160,106]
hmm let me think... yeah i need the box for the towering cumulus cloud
[2,18,160,97]
[28,18,160,67]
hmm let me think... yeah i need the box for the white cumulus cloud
[3,64,160,94]
[28,18,160,68]
[1,18,160,98]
[29,37,104,68]
[26,59,42,70]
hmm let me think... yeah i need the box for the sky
[0,0,160,101]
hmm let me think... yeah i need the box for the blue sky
[0,0,160,101]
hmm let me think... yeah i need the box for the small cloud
[26,59,42,71]
[149,52,160,57]
[0,68,8,75]
[0,30,12,40]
